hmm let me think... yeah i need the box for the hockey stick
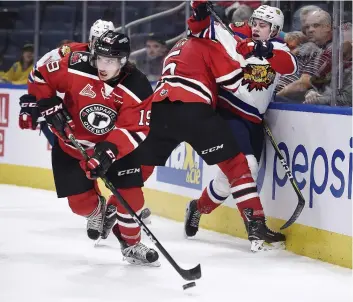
[262,121,305,229]
[205,3,305,229]
[65,129,201,281]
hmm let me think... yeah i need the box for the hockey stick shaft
[65,129,201,281]
[206,3,305,229]
[262,122,305,229]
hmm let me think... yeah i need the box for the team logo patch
[70,52,88,65]
[242,64,276,92]
[276,9,281,15]
[233,21,245,27]
[80,104,117,135]
[60,45,71,57]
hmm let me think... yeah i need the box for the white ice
[0,184,352,302]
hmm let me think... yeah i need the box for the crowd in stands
[0,1,351,107]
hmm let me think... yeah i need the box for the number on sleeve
[46,61,60,73]
[138,109,151,126]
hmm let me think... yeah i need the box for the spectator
[304,24,352,106]
[0,44,34,85]
[136,34,168,81]
[230,4,253,23]
[291,5,323,31]
[275,9,333,101]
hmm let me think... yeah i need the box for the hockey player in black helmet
[90,30,158,266]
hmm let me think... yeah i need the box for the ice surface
[0,185,352,302]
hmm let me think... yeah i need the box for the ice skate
[243,208,286,252]
[184,200,202,238]
[87,195,106,240]
[121,241,160,267]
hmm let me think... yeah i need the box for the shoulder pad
[59,45,72,57]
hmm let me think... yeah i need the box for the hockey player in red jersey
[127,30,281,252]
[26,30,159,266]
[183,2,298,251]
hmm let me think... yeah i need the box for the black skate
[121,241,160,267]
[101,204,118,240]
[87,195,106,240]
[243,208,286,252]
[184,200,202,238]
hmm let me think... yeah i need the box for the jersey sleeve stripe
[215,69,242,84]
[117,128,139,148]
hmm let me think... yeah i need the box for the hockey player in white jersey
[185,2,298,251]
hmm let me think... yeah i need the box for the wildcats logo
[242,64,276,92]
[80,104,117,135]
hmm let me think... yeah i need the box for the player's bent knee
[67,188,99,216]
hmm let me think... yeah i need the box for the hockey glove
[253,40,274,60]
[19,94,41,130]
[37,96,75,142]
[191,1,211,21]
[236,39,274,60]
[80,141,118,180]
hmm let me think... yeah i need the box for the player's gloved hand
[37,96,75,142]
[19,94,41,130]
[191,1,211,21]
[236,38,274,60]
[253,40,274,59]
[80,141,118,179]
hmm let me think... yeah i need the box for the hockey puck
[182,282,196,290]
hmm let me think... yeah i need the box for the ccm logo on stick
[118,168,141,176]
[201,144,224,154]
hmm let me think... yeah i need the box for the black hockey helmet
[94,30,131,60]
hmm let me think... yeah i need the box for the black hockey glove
[37,96,75,142]
[253,40,274,60]
[19,94,41,130]
[80,141,118,180]
[191,1,212,21]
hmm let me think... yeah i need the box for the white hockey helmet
[89,19,115,49]
[249,5,284,38]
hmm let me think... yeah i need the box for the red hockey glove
[19,94,41,130]
[236,38,256,58]
[37,96,75,142]
[80,141,118,180]
[191,1,212,21]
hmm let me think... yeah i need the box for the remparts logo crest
[80,104,117,135]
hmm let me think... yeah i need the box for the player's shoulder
[120,64,153,101]
[58,42,88,58]
[67,51,97,76]
[229,22,252,38]
[271,39,291,52]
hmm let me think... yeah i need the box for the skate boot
[243,208,286,252]
[100,206,151,241]
[87,196,106,240]
[184,200,202,237]
[121,241,160,267]
[140,208,152,224]
[101,204,117,240]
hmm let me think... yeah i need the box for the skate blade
[250,240,286,252]
[123,257,161,267]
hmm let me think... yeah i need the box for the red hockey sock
[67,188,99,217]
[109,187,144,246]
[197,183,224,214]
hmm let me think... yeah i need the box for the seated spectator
[304,24,352,106]
[136,34,168,81]
[230,4,253,23]
[275,9,333,101]
[291,5,323,31]
[0,44,34,85]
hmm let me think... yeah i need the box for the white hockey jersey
[188,17,298,123]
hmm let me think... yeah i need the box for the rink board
[0,86,352,269]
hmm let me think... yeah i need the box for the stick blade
[179,264,202,281]
[280,199,305,230]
